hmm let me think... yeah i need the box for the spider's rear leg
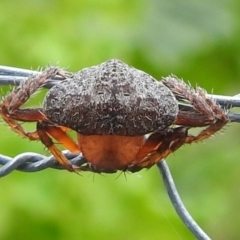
[37,121,80,172]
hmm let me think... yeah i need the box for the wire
[0,151,86,177]
[157,161,211,240]
[0,65,65,88]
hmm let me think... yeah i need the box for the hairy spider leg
[129,78,229,171]
[37,122,80,171]
[0,67,79,171]
[163,76,229,140]
[0,67,60,138]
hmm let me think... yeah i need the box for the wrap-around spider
[0,59,228,173]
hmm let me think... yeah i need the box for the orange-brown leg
[0,108,46,140]
[129,127,188,172]
[43,124,80,154]
[37,122,80,172]
[1,106,80,171]
[130,119,226,172]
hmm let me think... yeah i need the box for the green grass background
[0,0,240,239]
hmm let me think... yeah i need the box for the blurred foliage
[0,0,240,239]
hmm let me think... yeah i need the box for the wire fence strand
[0,151,86,177]
[1,64,240,121]
[157,161,211,240]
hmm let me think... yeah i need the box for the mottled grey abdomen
[43,59,178,136]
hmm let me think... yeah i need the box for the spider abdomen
[43,59,178,136]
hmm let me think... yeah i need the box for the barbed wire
[1,64,239,240]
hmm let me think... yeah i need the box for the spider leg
[0,67,79,171]
[0,108,45,140]
[1,106,79,171]
[2,67,62,112]
[42,124,80,154]
[162,76,229,139]
[0,67,65,139]
[129,128,187,172]
[129,78,229,172]
[37,121,80,172]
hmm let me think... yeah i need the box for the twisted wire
[0,151,86,177]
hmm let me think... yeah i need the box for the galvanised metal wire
[0,151,87,177]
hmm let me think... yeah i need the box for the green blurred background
[0,0,240,239]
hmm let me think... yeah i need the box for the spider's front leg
[0,67,62,139]
[162,76,229,143]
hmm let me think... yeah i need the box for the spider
[0,59,228,173]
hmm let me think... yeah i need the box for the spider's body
[0,59,228,173]
[44,60,178,136]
